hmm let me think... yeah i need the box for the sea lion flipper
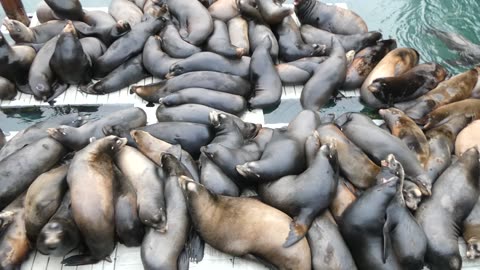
[177,248,190,270]
[382,214,392,263]
[283,212,312,248]
[187,229,205,263]
[62,254,101,266]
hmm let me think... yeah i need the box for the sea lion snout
[467,242,480,260]
[178,175,198,193]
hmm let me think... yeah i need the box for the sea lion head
[2,17,33,43]
[467,240,480,260]
[102,135,128,154]
[36,221,66,255]
[368,79,388,101]
[208,111,230,129]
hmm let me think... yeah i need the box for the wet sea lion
[24,164,68,242]
[160,22,202,58]
[208,0,239,21]
[206,20,246,58]
[80,37,107,64]
[131,71,251,103]
[179,175,312,269]
[44,0,83,21]
[456,120,480,156]
[160,88,247,115]
[301,37,346,110]
[167,52,250,78]
[336,112,432,196]
[360,47,419,108]
[93,16,167,78]
[109,0,143,26]
[115,146,167,231]
[36,192,81,256]
[308,211,357,270]
[464,198,480,260]
[429,28,480,66]
[316,123,380,189]
[276,56,327,85]
[416,148,480,270]
[295,0,367,35]
[398,68,478,123]
[0,138,66,210]
[330,177,357,223]
[64,136,127,266]
[379,108,429,167]
[257,0,292,25]
[249,37,282,109]
[249,20,279,61]
[275,17,325,62]
[259,143,338,247]
[36,1,60,23]
[143,0,168,18]
[0,77,16,100]
[83,10,116,28]
[228,16,250,54]
[238,0,263,22]
[166,0,213,45]
[424,99,480,130]
[143,36,180,79]
[369,63,448,106]
[343,39,398,90]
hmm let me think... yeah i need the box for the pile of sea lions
[1,0,480,269]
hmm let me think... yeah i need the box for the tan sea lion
[455,120,480,156]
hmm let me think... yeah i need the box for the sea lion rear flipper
[177,248,190,270]
[382,214,392,263]
[62,254,101,266]
[283,211,313,248]
[187,229,205,263]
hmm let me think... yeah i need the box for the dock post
[0,0,30,26]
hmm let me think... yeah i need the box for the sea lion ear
[89,137,97,143]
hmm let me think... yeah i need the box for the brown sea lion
[0,77,16,100]
[179,175,312,269]
[360,47,419,108]
[455,120,480,156]
[63,136,127,266]
[329,177,357,223]
[228,16,250,54]
[423,99,480,130]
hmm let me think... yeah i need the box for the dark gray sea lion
[295,0,367,35]
[343,39,397,90]
[416,148,480,270]
[160,21,202,58]
[63,136,127,266]
[206,20,246,58]
[336,112,432,196]
[36,1,60,23]
[80,37,107,63]
[83,10,116,28]
[208,0,239,21]
[301,37,346,110]
[160,88,247,115]
[47,107,147,150]
[360,47,419,108]
[228,16,250,54]
[83,54,148,95]
[131,71,251,103]
[143,36,181,79]
[166,0,213,45]
[249,37,282,109]
[369,63,448,106]
[428,28,480,66]
[115,146,167,231]
[257,0,292,25]
[93,16,167,78]
[109,0,143,26]
[0,77,16,100]
[423,99,480,130]
[259,143,338,247]
[276,56,327,85]
[275,17,325,62]
[238,0,264,22]
[179,175,312,269]
[24,163,68,242]
[167,52,250,78]
[0,138,66,210]
[464,198,480,260]
[36,192,81,256]
[248,20,279,61]
[44,0,83,21]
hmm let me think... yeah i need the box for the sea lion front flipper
[382,214,392,263]
[62,254,101,266]
[187,229,205,263]
[177,248,190,270]
[283,210,314,248]
[47,82,70,105]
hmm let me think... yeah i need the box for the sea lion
[131,130,200,181]
[83,54,148,95]
[429,28,480,66]
[295,0,367,35]
[0,137,66,210]
[208,0,239,21]
[160,21,202,58]
[115,146,167,231]
[416,148,480,270]
[238,0,264,22]
[36,1,60,23]
[259,143,338,247]
[143,0,168,18]
[301,37,347,110]
[379,108,430,167]
[80,37,107,64]
[249,37,282,109]
[206,20,246,58]
[308,211,357,270]
[336,112,432,196]
[276,56,327,85]
[139,122,214,158]
[275,17,325,62]
[179,175,312,269]
[24,163,68,242]
[47,107,147,150]
[131,71,251,103]
[0,77,16,100]
[143,36,180,79]
[109,0,143,26]
[167,52,250,78]
[343,39,398,90]
[360,47,419,108]
[63,136,127,266]
[141,153,194,270]
[316,123,380,189]
[36,192,81,256]
[378,154,427,270]
[330,177,357,223]
[423,99,480,130]
[44,0,83,21]
[369,62,448,106]
[464,198,480,260]
[249,20,279,61]
[257,0,292,25]
[166,0,213,45]
[398,68,478,123]
[456,120,480,156]
[83,10,116,28]
[93,16,167,78]
[160,88,247,115]
[228,16,250,54]
[340,170,402,270]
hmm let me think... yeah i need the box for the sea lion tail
[62,254,102,266]
[283,221,308,248]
